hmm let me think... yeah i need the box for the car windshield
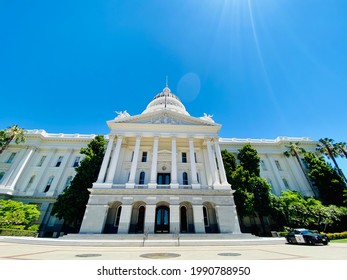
[300,230,314,235]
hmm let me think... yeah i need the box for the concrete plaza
[0,236,346,260]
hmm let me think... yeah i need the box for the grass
[330,238,347,243]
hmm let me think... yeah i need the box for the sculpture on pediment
[115,110,130,119]
[152,115,180,124]
[200,113,215,123]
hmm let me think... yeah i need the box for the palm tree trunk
[328,149,347,183]
[0,135,14,155]
[294,152,319,196]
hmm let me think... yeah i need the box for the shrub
[325,231,347,240]
[0,228,38,237]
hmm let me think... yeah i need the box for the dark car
[285,229,329,245]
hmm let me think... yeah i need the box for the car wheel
[323,241,328,245]
[286,238,292,244]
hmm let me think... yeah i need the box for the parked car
[285,229,329,245]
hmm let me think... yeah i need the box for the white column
[206,139,220,187]
[47,149,74,196]
[117,205,132,234]
[215,203,241,234]
[189,138,200,188]
[170,137,179,188]
[96,136,114,183]
[27,149,56,196]
[105,136,123,185]
[126,136,141,188]
[214,141,230,188]
[203,148,213,185]
[144,204,156,234]
[267,155,286,194]
[6,147,35,191]
[79,204,109,234]
[148,137,158,188]
[170,204,180,234]
[192,205,206,233]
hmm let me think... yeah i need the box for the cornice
[88,188,234,196]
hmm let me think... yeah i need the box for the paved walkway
[0,236,346,260]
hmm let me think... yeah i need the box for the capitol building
[0,85,317,237]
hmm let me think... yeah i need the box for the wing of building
[0,85,317,237]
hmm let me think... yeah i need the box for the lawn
[330,238,347,243]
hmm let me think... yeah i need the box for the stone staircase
[0,233,284,247]
[55,233,284,247]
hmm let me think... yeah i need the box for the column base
[92,182,113,189]
[170,183,179,189]
[191,183,201,189]
[125,183,135,189]
[213,184,230,190]
[148,183,157,189]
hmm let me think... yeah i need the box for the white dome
[142,87,190,116]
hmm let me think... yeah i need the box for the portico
[80,85,241,235]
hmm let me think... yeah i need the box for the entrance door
[155,206,170,233]
[157,173,170,185]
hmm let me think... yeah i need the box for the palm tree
[317,138,346,183]
[284,142,317,195]
[334,142,347,159]
[0,125,26,155]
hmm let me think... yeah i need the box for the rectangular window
[37,156,46,167]
[56,156,63,167]
[73,157,80,167]
[260,160,267,171]
[275,160,282,171]
[301,158,309,169]
[44,176,54,193]
[65,176,73,189]
[6,152,16,163]
[282,178,289,187]
[182,152,187,163]
[141,152,147,162]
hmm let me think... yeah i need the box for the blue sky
[1,0,347,170]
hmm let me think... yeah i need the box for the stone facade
[0,86,317,236]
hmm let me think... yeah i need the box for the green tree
[334,142,347,159]
[0,199,40,229]
[223,145,271,234]
[270,190,347,231]
[221,149,237,183]
[317,138,346,183]
[304,152,346,206]
[237,143,260,176]
[0,125,26,155]
[51,135,106,232]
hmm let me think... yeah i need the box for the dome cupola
[142,86,190,116]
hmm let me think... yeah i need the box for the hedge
[325,231,347,240]
[0,228,38,237]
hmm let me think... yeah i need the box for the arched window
[114,206,122,227]
[203,206,209,227]
[180,206,188,233]
[44,176,54,193]
[282,178,289,188]
[0,172,5,182]
[139,171,145,184]
[183,172,188,185]
[25,175,35,192]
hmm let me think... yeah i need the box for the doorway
[155,206,170,233]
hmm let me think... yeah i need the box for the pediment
[108,110,218,127]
